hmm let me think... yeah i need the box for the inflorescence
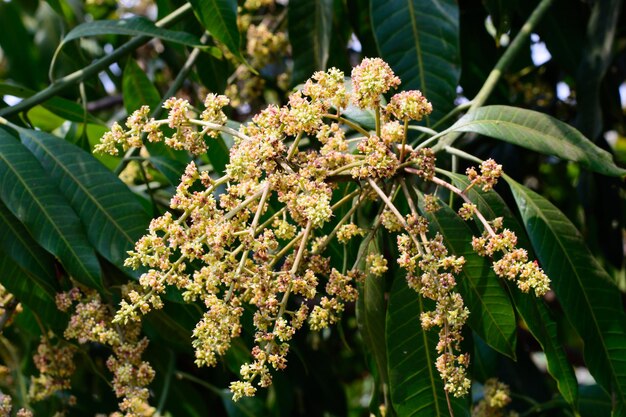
[95,57,550,402]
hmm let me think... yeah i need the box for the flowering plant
[0,0,624,416]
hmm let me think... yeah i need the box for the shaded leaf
[534,0,586,74]
[507,177,626,410]
[207,135,230,175]
[416,191,517,359]
[0,2,43,87]
[371,0,460,124]
[483,0,512,40]
[579,384,611,417]
[288,0,333,84]
[18,128,151,274]
[187,0,242,61]
[122,59,162,111]
[0,253,66,332]
[446,172,578,406]
[386,274,469,416]
[445,105,626,176]
[0,129,102,289]
[0,200,58,296]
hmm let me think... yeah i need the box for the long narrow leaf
[371,0,460,123]
[0,82,102,125]
[187,0,242,61]
[445,172,578,406]
[507,176,626,411]
[288,0,333,84]
[0,129,102,289]
[356,237,390,409]
[0,253,66,331]
[445,106,625,177]
[18,128,151,274]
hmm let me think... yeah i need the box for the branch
[0,3,193,118]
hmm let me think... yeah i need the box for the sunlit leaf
[61,16,208,48]
[444,105,626,176]
[0,82,102,125]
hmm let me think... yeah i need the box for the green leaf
[0,253,66,332]
[0,198,65,330]
[122,59,162,111]
[0,82,103,125]
[0,2,43,87]
[371,0,460,124]
[187,0,242,61]
[18,128,151,275]
[0,129,102,289]
[445,172,578,406]
[288,0,333,84]
[122,59,190,185]
[0,200,58,297]
[356,237,389,406]
[445,105,626,177]
[61,16,207,48]
[507,177,626,410]
[206,135,230,175]
[416,192,517,359]
[386,274,469,417]
[579,385,611,417]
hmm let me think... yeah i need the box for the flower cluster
[472,378,518,417]
[466,159,503,192]
[95,95,231,157]
[56,288,155,417]
[28,336,77,402]
[396,219,471,397]
[96,56,550,403]
[386,90,432,121]
[351,57,401,108]
[471,222,550,296]
[223,2,289,108]
[0,394,32,417]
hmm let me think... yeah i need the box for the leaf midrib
[510,181,624,404]
[0,148,96,283]
[23,131,136,246]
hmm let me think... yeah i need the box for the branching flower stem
[367,178,423,253]
[312,193,364,256]
[323,113,371,137]
[406,167,496,238]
